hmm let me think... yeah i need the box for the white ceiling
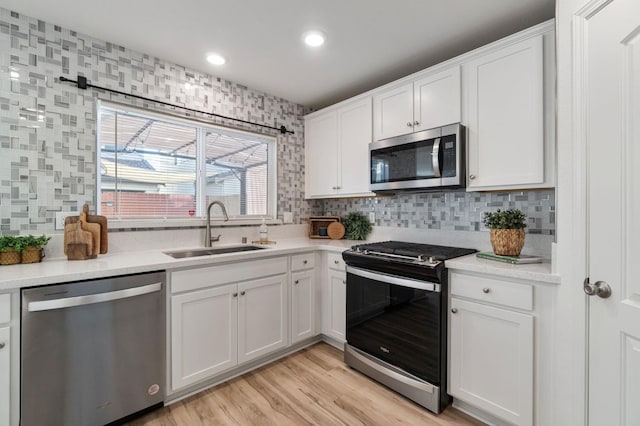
[0,0,555,109]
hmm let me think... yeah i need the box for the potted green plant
[342,212,373,240]
[20,234,50,264]
[482,209,527,256]
[0,235,22,265]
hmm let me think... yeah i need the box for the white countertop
[445,253,561,284]
[0,238,353,291]
[0,238,561,291]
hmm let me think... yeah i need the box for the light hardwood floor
[127,343,484,425]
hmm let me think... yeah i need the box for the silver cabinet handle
[342,280,346,284]
[414,121,420,126]
[233,293,238,298]
[332,186,337,190]
[469,174,476,180]
[294,280,299,285]
[451,308,458,314]
[240,291,246,296]
[334,260,339,264]
[406,122,413,127]
[482,288,491,294]
[303,260,308,264]
[0,342,5,349]
[28,282,162,312]
[336,186,341,190]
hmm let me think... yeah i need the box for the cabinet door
[0,326,9,426]
[466,35,545,189]
[238,274,288,363]
[305,111,339,198]
[449,298,533,426]
[337,97,374,196]
[325,270,346,343]
[171,284,238,390]
[413,66,461,132]
[373,82,414,140]
[291,271,316,344]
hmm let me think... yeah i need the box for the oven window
[370,139,437,184]
[346,271,442,384]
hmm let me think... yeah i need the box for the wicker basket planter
[22,246,44,264]
[0,249,21,265]
[490,229,525,256]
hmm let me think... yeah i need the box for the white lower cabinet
[171,284,238,390]
[291,270,316,344]
[0,326,10,426]
[449,271,536,426]
[322,253,346,344]
[170,257,289,392]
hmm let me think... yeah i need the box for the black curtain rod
[58,75,294,135]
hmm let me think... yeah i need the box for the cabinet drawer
[450,272,533,311]
[172,257,288,293]
[327,252,345,271]
[291,253,315,271]
[0,294,10,324]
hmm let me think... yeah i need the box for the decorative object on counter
[308,216,341,239]
[476,251,542,265]
[482,209,527,256]
[327,222,345,240]
[342,212,373,240]
[65,204,108,254]
[64,218,95,260]
[251,239,277,245]
[20,234,51,264]
[259,218,269,242]
[0,235,22,265]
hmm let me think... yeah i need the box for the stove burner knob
[428,256,437,264]
[417,255,426,262]
[363,249,370,255]
[356,247,361,253]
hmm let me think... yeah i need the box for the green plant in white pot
[482,209,527,256]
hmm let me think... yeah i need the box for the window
[97,101,276,221]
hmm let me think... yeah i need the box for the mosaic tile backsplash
[0,7,555,237]
[322,189,555,235]
[0,7,322,233]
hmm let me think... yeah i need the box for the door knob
[414,121,420,126]
[294,280,299,285]
[583,278,612,299]
[407,122,413,127]
[482,288,491,293]
[240,291,246,296]
[451,308,458,314]
[469,174,476,180]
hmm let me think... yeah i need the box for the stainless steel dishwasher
[21,271,165,426]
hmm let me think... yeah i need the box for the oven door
[345,266,442,385]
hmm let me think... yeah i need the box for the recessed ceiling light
[206,53,226,65]
[303,31,325,47]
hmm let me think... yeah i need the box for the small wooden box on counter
[308,216,341,239]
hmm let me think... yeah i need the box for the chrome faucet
[205,200,229,247]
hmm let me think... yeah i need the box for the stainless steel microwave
[369,123,465,193]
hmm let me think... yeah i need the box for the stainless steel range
[342,241,476,413]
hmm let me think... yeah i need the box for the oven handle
[346,266,441,292]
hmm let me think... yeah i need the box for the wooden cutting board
[64,221,95,259]
[80,212,101,257]
[65,204,108,254]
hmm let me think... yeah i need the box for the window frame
[96,100,277,226]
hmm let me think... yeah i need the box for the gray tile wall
[0,7,554,237]
[322,189,556,235]
[0,7,322,234]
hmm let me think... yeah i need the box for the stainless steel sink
[163,245,266,259]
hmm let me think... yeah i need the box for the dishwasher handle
[27,282,162,312]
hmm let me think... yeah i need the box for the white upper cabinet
[373,66,461,141]
[305,97,374,199]
[464,27,555,191]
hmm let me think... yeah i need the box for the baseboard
[452,399,511,426]
[320,335,345,350]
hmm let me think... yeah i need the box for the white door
[582,1,640,424]
[337,97,373,196]
[170,284,238,390]
[413,66,461,132]
[238,274,288,363]
[372,82,414,140]
[291,271,315,344]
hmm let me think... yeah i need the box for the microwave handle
[432,137,441,177]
